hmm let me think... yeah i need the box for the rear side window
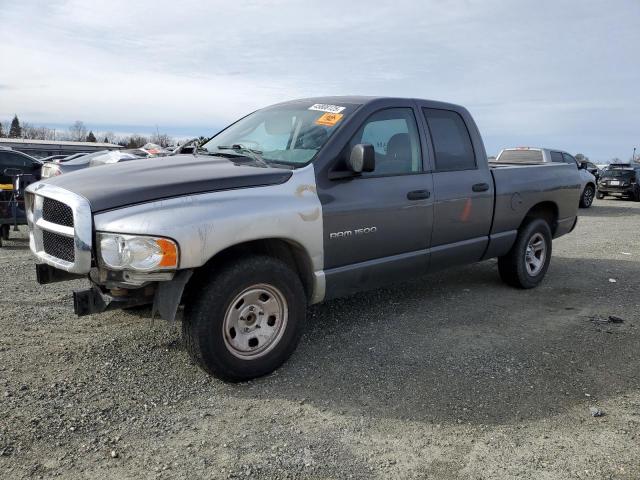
[423,109,476,172]
[550,151,564,163]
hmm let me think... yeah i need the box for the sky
[0,0,639,161]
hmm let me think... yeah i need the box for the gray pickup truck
[25,97,581,381]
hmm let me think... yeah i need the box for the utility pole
[633,147,636,163]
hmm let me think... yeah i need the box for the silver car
[494,147,597,208]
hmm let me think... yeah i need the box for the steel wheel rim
[525,233,546,276]
[584,186,594,206]
[222,283,288,359]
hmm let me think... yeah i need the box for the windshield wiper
[216,144,270,168]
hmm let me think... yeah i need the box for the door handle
[472,183,490,192]
[407,189,431,200]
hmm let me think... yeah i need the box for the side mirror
[347,144,375,173]
[579,161,588,170]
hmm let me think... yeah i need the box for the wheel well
[585,182,595,192]
[522,202,559,235]
[185,239,314,302]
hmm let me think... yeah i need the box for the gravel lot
[1,198,639,479]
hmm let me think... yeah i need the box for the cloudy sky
[0,0,638,160]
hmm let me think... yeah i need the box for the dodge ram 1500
[26,96,582,381]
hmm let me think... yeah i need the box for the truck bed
[489,162,581,237]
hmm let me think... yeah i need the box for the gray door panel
[431,169,494,247]
[420,106,494,266]
[321,174,434,269]
[318,103,435,292]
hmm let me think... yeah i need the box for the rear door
[319,104,434,298]
[420,107,494,269]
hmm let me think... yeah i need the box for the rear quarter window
[422,108,476,172]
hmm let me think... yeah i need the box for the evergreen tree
[0,121,4,137]
[104,136,109,143]
[9,115,22,138]
[86,131,97,142]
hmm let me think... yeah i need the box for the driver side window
[350,108,422,176]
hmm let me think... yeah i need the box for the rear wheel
[498,219,552,289]
[0,225,9,241]
[579,185,595,208]
[183,256,306,382]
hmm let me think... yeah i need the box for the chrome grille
[42,230,75,262]
[26,183,93,274]
[43,197,74,227]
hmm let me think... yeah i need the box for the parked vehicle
[26,96,582,381]
[596,163,640,201]
[0,149,41,241]
[494,147,596,208]
[53,152,91,163]
[0,148,42,185]
[40,150,140,178]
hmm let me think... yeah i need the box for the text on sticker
[315,113,344,127]
[308,104,346,114]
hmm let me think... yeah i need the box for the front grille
[42,197,74,227]
[42,230,75,262]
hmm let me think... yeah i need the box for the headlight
[41,164,61,178]
[97,233,178,271]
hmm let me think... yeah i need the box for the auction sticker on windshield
[308,104,346,114]
[315,112,344,126]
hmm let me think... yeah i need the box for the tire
[579,184,595,208]
[1,225,9,241]
[498,218,552,289]
[596,192,605,200]
[183,255,306,382]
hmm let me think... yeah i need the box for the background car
[40,150,140,178]
[0,148,42,185]
[596,163,640,201]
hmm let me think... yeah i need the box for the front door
[319,106,434,298]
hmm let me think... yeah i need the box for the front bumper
[598,184,636,196]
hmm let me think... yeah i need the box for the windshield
[202,102,357,167]
[602,169,634,179]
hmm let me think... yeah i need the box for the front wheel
[183,256,306,382]
[498,219,552,289]
[596,192,605,200]
[579,185,595,208]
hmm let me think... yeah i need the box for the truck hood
[42,154,293,212]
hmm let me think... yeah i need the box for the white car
[494,147,597,208]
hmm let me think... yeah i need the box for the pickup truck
[25,96,582,381]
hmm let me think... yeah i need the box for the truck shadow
[232,256,639,426]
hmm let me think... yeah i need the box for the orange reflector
[156,238,178,267]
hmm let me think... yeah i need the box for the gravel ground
[1,198,639,479]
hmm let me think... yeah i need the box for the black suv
[597,164,640,201]
[0,149,42,185]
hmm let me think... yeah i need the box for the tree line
[0,115,175,148]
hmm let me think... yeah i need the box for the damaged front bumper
[36,263,192,321]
